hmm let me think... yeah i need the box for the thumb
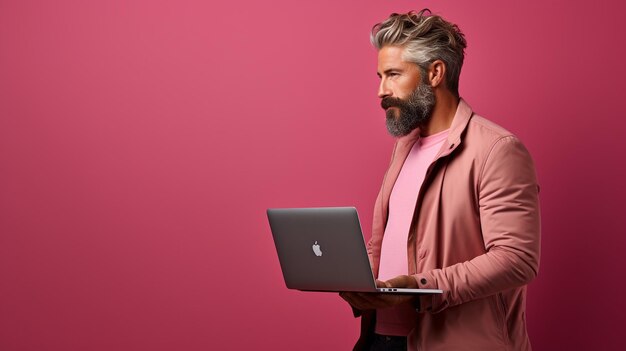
[375,279,390,288]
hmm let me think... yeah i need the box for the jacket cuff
[412,273,439,313]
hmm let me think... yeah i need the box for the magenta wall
[1,0,625,349]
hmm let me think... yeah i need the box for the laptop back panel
[267,207,377,292]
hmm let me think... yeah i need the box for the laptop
[267,206,443,295]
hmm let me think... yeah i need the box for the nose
[378,79,391,99]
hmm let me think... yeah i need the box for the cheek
[396,89,412,100]
[397,79,419,99]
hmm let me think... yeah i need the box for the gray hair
[371,9,467,96]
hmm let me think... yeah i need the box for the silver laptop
[267,207,443,295]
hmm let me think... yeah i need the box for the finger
[339,292,354,304]
[384,276,403,288]
[350,292,387,310]
[386,275,416,289]
[351,293,379,310]
[340,292,369,310]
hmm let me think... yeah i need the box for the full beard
[382,81,435,137]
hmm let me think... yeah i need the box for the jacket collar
[437,98,473,158]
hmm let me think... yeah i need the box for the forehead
[377,46,416,72]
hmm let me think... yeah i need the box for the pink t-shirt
[375,128,450,336]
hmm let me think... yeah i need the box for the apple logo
[312,241,323,257]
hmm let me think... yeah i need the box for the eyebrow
[377,68,402,78]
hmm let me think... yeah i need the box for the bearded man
[340,10,541,351]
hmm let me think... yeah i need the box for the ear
[427,60,446,89]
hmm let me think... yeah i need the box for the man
[340,10,541,350]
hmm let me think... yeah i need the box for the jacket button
[420,278,427,285]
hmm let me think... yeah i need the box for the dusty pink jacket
[356,99,541,350]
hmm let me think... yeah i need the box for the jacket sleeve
[413,135,541,313]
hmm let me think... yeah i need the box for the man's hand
[339,275,418,311]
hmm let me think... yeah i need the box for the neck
[420,92,459,137]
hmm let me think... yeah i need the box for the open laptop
[267,207,443,295]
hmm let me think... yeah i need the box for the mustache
[381,96,407,110]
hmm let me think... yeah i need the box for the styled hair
[371,9,467,95]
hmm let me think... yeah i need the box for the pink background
[1,0,625,349]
